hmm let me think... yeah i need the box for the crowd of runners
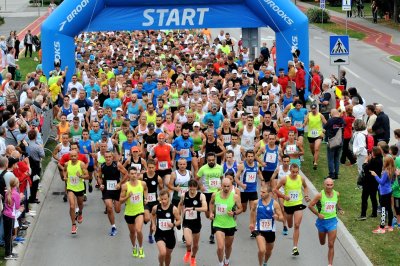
[0,28,399,266]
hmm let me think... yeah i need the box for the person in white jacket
[352,119,368,175]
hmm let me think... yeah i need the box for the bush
[328,0,342,7]
[0,17,4,26]
[307,7,330,23]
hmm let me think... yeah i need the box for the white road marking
[342,66,360,79]
[372,88,396,103]
[391,79,400,86]
[315,49,329,59]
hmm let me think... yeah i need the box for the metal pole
[345,16,348,35]
[37,0,40,16]
[338,65,341,85]
[322,9,324,26]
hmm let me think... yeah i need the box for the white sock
[112,224,116,228]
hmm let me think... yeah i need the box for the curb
[300,170,373,266]
[7,160,58,266]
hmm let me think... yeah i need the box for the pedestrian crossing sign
[330,35,349,56]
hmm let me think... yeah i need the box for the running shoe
[4,254,18,260]
[63,194,67,202]
[138,247,145,258]
[223,258,230,266]
[372,227,385,234]
[262,263,267,266]
[292,247,299,256]
[190,257,197,266]
[71,224,77,234]
[104,208,107,214]
[88,183,93,193]
[387,226,394,232]
[83,194,87,202]
[313,162,318,170]
[356,216,367,221]
[14,237,25,242]
[209,234,215,244]
[183,251,191,263]
[282,226,288,235]
[77,213,83,224]
[148,235,154,244]
[250,231,257,239]
[110,227,118,236]
[132,246,138,257]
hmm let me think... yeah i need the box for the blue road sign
[330,35,349,56]
[320,0,326,9]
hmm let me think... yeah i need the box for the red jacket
[295,68,306,90]
[278,75,289,93]
[14,161,32,193]
[343,115,355,139]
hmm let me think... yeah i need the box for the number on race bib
[106,180,117,190]
[209,178,221,189]
[79,107,86,114]
[310,130,319,138]
[185,210,197,220]
[72,136,81,142]
[178,187,188,197]
[286,145,296,155]
[158,218,171,231]
[147,192,156,202]
[288,190,299,201]
[124,149,130,159]
[246,172,257,183]
[180,149,189,158]
[223,135,231,144]
[130,193,142,204]
[259,219,272,231]
[129,114,138,121]
[69,176,79,185]
[266,152,277,163]
[147,144,155,153]
[324,202,336,213]
[246,106,253,113]
[158,161,168,170]
[131,163,142,172]
[216,204,227,215]
[293,121,302,129]
[170,99,178,106]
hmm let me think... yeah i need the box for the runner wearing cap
[123,146,147,174]
[277,117,297,148]
[304,103,327,170]
[149,133,175,187]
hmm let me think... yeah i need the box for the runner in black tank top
[261,121,277,135]
[182,191,202,231]
[205,138,223,164]
[101,161,121,200]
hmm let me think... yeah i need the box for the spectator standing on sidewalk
[14,31,20,61]
[0,36,7,69]
[372,104,390,144]
[365,105,377,137]
[26,129,45,205]
[324,109,344,179]
[6,48,17,81]
[24,30,34,58]
[352,119,368,176]
[371,1,378,23]
[340,105,356,166]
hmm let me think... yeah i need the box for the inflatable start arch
[42,0,309,83]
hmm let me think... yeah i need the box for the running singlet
[241,161,258,192]
[213,191,236,229]
[262,145,279,172]
[101,162,121,192]
[143,132,158,154]
[183,191,202,225]
[223,162,238,176]
[58,144,70,159]
[255,198,276,232]
[127,102,140,127]
[197,164,223,193]
[156,203,174,233]
[221,128,232,147]
[318,190,338,220]
[124,181,144,216]
[150,143,173,170]
[241,126,256,151]
[79,139,93,166]
[173,170,191,201]
[66,161,84,192]
[307,113,323,138]
[172,136,194,162]
[283,175,303,207]
[129,157,144,172]
[143,173,158,203]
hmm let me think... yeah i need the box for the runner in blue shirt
[172,128,195,171]
[202,104,224,129]
[288,100,308,143]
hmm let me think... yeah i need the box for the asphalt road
[20,165,355,266]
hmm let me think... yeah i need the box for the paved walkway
[298,1,400,56]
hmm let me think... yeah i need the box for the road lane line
[315,49,329,59]
[372,88,396,103]
[342,66,360,79]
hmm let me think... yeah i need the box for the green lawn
[16,51,40,81]
[390,56,400,63]
[309,1,372,17]
[302,139,398,266]
[311,22,366,40]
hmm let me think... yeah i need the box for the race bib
[69,175,79,185]
[216,204,227,215]
[130,192,142,204]
[246,106,253,114]
[79,107,86,114]
[180,149,190,158]
[72,135,81,142]
[209,178,221,189]
[324,201,336,213]
[124,149,130,159]
[262,95,269,100]
[129,114,138,121]
[158,161,168,170]
[147,144,155,153]
[131,163,142,172]
[286,145,297,155]
[178,187,188,197]
[223,135,231,144]
[246,172,257,183]
[259,219,272,231]
[293,121,303,129]
[158,218,171,231]
[185,210,197,220]
[170,99,178,106]
[106,180,117,190]
[288,190,299,201]
[310,129,319,138]
[147,192,157,202]
[266,152,277,163]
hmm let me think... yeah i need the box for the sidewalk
[298,1,400,56]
